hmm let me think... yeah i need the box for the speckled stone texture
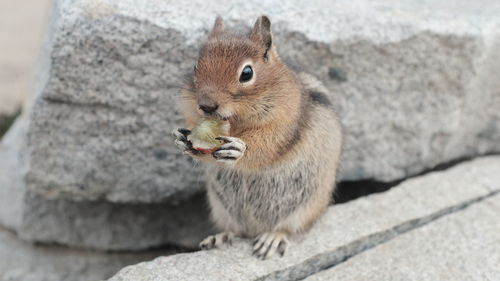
[108,156,500,281]
[24,0,500,203]
[303,194,500,281]
[0,118,213,251]
[0,226,176,281]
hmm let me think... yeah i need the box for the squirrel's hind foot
[252,232,289,259]
[199,232,234,250]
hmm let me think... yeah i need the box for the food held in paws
[187,118,230,154]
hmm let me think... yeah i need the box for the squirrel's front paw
[172,128,198,156]
[212,136,246,165]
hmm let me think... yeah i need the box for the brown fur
[177,15,343,257]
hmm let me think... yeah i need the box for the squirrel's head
[184,15,296,126]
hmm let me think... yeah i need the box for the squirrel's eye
[239,65,253,83]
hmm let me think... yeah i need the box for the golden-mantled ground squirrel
[173,15,342,259]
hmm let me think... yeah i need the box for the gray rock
[108,155,500,281]
[303,193,500,281]
[26,0,500,203]
[0,226,178,281]
[18,192,213,251]
[0,117,29,230]
[27,0,203,203]
[0,118,213,250]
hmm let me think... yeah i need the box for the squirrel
[173,15,342,259]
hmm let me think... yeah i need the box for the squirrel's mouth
[202,111,231,122]
[214,113,233,130]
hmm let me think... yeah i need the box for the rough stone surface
[0,118,213,250]
[18,192,213,250]
[0,226,177,281]
[27,0,203,203]
[108,155,500,281]
[304,193,500,281]
[25,0,500,203]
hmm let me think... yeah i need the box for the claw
[215,136,231,143]
[178,128,191,136]
[252,232,288,259]
[212,136,246,164]
[199,232,235,250]
[173,128,199,155]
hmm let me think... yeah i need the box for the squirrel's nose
[199,104,219,114]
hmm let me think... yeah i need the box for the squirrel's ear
[250,15,272,59]
[209,16,224,38]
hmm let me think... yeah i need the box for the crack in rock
[258,189,500,281]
